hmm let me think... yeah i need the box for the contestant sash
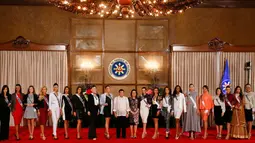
[16,94,23,107]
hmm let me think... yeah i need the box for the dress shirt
[113,96,130,116]
[49,92,62,110]
[244,92,255,111]
[92,93,99,105]
[213,95,226,114]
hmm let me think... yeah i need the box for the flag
[221,59,231,94]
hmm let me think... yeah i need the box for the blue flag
[221,59,231,94]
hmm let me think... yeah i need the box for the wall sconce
[145,60,159,88]
[80,61,94,89]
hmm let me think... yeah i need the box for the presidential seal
[108,58,130,80]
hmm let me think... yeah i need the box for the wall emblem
[108,58,130,80]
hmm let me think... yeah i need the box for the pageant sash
[235,95,240,103]
[245,94,253,108]
[4,97,9,104]
[44,97,49,106]
[65,94,73,110]
[16,94,23,107]
[201,99,208,113]
[225,95,232,110]
[76,94,86,112]
[54,93,61,108]
[189,95,197,109]
[164,97,171,113]
[153,99,160,109]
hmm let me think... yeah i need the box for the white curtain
[0,51,68,126]
[171,52,217,95]
[220,52,255,90]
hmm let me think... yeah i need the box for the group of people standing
[0,83,254,141]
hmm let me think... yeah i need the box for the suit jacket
[38,94,49,109]
[87,94,100,116]
[11,93,25,112]
[23,94,39,110]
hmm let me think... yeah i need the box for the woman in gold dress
[230,86,248,139]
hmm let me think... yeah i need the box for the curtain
[171,52,217,95]
[220,52,255,90]
[0,51,68,126]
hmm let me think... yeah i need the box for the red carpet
[3,127,255,143]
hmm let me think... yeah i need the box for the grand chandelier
[49,0,203,18]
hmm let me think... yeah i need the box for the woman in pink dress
[11,84,25,141]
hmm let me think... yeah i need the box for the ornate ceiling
[1,0,255,8]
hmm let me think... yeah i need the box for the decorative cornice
[208,38,228,51]
[12,36,30,48]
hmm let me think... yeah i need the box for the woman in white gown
[140,88,152,139]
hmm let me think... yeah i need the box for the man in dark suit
[87,85,100,140]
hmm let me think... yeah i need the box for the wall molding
[171,38,255,52]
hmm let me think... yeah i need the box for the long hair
[215,87,224,102]
[1,85,10,96]
[63,86,71,95]
[76,86,82,95]
[39,86,47,96]
[130,89,138,98]
[163,86,171,98]
[27,85,36,95]
[15,84,22,93]
[234,86,243,100]
[152,87,160,101]
[173,85,183,98]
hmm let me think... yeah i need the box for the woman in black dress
[100,85,113,139]
[87,85,100,140]
[151,87,162,139]
[62,86,73,139]
[213,88,225,139]
[72,86,86,139]
[0,85,11,141]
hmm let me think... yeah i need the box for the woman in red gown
[38,86,49,140]
[11,84,25,141]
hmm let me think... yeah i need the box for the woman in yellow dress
[230,86,248,139]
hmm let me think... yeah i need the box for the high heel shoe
[105,133,110,139]
[175,134,180,140]
[14,134,21,141]
[202,133,208,139]
[53,135,58,140]
[29,135,34,140]
[152,133,159,139]
[142,132,147,139]
[64,134,69,139]
[41,134,46,140]
[165,132,169,139]
[77,134,81,140]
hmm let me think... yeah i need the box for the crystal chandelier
[49,0,203,18]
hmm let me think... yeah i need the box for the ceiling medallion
[48,0,203,18]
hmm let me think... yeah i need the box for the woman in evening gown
[183,84,201,140]
[230,86,248,139]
